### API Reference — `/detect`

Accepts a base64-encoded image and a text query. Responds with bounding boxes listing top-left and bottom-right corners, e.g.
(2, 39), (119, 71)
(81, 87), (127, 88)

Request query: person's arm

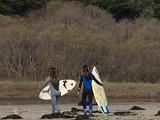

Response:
(40, 77), (51, 93)
(78, 75), (83, 92)
(43, 77), (50, 87)
(92, 74), (103, 86)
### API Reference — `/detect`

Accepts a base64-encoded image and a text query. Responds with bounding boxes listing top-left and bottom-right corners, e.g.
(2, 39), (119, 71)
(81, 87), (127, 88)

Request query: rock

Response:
(63, 111), (78, 115)
(1, 114), (23, 119)
(114, 111), (137, 116)
(130, 106), (146, 110)
(92, 110), (101, 113)
(41, 113), (74, 119)
(155, 111), (160, 116)
(75, 115), (91, 120)
(71, 107), (83, 113)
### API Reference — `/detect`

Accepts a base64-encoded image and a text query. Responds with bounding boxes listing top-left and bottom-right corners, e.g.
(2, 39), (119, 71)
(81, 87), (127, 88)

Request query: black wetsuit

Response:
(79, 73), (102, 113)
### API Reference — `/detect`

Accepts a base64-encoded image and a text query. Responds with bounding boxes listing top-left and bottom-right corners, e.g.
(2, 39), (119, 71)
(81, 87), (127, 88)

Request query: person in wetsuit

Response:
(43, 67), (61, 113)
(78, 65), (103, 115)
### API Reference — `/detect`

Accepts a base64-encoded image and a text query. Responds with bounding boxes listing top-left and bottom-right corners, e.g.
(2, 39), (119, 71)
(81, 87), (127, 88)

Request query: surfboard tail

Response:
(100, 106), (110, 114)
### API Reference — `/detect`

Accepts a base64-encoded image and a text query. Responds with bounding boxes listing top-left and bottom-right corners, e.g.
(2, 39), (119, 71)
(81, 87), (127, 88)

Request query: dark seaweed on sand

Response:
(63, 111), (78, 115)
(130, 106), (146, 110)
(75, 115), (93, 120)
(92, 110), (101, 113)
(114, 111), (137, 116)
(71, 107), (101, 114)
(71, 107), (83, 113)
(155, 111), (160, 116)
(41, 107), (99, 119)
(1, 114), (23, 119)
(41, 113), (74, 119)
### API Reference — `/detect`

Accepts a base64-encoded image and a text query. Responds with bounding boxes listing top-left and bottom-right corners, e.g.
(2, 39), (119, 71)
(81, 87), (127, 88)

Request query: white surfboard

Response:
(92, 66), (109, 114)
(92, 66), (102, 83)
(39, 79), (76, 100)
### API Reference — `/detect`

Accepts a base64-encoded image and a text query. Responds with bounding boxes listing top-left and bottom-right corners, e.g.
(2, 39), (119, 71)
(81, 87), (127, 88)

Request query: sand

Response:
(0, 102), (160, 120)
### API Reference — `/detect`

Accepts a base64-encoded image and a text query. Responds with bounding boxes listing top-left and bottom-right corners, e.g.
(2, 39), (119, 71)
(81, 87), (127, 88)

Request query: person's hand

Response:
(38, 85), (44, 89)
(78, 88), (80, 96)
(42, 90), (49, 93)
(67, 90), (71, 92)
(78, 91), (80, 96)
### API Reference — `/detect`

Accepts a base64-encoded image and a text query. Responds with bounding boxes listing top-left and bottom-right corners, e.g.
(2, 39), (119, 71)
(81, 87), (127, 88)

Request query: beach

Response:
(1, 1), (160, 120)
(0, 81), (160, 119)
(0, 102), (159, 120)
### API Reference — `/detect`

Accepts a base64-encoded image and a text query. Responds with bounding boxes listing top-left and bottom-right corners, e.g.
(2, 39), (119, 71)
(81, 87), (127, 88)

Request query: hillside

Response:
(0, 1), (160, 82)
(1, 0), (160, 20)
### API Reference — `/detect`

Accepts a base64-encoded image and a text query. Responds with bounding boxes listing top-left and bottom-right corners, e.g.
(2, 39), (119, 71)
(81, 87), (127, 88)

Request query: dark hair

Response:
(50, 67), (58, 78)
(50, 67), (56, 72)
(83, 65), (88, 68)
(81, 65), (89, 75)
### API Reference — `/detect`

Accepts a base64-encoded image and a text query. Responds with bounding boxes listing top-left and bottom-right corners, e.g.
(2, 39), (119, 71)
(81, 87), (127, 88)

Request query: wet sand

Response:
(0, 102), (160, 120)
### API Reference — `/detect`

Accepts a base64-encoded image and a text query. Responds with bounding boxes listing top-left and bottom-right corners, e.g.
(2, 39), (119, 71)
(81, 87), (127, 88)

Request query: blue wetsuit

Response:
(79, 73), (102, 113)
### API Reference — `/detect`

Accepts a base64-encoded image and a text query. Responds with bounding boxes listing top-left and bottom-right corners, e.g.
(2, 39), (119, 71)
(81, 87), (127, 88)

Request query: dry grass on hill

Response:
(0, 1), (160, 83)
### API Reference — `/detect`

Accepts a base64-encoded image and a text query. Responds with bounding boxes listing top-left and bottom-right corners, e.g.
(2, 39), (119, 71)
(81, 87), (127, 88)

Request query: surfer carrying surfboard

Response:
(78, 65), (103, 115)
(43, 67), (61, 113)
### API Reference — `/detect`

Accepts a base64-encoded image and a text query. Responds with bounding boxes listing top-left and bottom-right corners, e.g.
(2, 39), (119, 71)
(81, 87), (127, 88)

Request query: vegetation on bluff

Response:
(0, 2), (160, 83)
